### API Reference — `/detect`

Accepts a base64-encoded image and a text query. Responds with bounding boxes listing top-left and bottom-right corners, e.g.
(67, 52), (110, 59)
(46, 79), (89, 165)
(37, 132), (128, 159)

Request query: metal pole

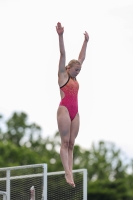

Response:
(42, 164), (47, 200)
(0, 191), (7, 200)
(6, 169), (10, 200)
(83, 169), (88, 200)
(3, 193), (7, 200)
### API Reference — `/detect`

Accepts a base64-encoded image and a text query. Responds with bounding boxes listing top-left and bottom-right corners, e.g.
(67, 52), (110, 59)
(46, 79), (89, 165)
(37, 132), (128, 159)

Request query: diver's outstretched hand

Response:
(84, 31), (89, 42)
(56, 22), (64, 35)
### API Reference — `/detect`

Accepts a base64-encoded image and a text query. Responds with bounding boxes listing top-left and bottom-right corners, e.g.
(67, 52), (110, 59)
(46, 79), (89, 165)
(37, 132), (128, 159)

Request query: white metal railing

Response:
(0, 163), (47, 200)
(0, 191), (7, 200)
(47, 168), (88, 200)
(0, 165), (87, 200)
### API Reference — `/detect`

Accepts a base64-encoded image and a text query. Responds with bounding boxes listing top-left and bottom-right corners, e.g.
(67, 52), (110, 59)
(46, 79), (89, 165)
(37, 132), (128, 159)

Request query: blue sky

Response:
(0, 0), (133, 161)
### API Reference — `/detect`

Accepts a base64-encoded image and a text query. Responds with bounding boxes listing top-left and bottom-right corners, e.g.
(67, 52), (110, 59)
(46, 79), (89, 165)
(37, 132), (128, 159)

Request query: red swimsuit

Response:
(59, 76), (79, 121)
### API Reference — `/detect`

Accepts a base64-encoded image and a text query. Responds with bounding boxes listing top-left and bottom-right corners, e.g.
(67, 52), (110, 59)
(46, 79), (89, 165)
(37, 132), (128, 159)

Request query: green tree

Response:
(0, 112), (61, 171)
(1, 111), (133, 199)
(88, 141), (128, 180)
(2, 112), (41, 146)
(88, 178), (133, 200)
(0, 141), (41, 167)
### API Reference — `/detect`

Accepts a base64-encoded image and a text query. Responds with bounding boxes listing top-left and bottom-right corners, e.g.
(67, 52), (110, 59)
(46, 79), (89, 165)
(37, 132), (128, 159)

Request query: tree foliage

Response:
(0, 112), (133, 199)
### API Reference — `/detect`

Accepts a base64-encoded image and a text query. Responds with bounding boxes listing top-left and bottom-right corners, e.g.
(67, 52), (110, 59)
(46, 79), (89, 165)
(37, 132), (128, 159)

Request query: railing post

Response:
(83, 169), (88, 200)
(6, 169), (10, 200)
(0, 191), (7, 200)
(42, 164), (47, 200)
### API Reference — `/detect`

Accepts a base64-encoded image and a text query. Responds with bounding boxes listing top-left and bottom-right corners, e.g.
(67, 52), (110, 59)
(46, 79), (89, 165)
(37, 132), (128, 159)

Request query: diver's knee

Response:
(61, 140), (69, 149)
(69, 141), (75, 150)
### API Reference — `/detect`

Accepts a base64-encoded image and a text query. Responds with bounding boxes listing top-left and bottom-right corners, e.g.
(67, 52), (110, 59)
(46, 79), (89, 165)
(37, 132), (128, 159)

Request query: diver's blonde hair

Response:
(66, 59), (81, 69)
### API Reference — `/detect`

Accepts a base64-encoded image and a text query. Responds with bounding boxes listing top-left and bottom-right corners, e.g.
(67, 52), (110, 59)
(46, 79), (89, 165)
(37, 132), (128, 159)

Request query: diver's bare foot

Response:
(65, 172), (75, 187)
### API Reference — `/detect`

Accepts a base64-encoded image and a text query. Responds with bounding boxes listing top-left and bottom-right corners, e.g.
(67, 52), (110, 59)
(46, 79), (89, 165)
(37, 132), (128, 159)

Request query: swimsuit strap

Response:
(60, 76), (70, 88)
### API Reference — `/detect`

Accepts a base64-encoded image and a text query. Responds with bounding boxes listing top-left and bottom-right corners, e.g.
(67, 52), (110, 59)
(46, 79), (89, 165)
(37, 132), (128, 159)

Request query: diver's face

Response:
(68, 64), (81, 78)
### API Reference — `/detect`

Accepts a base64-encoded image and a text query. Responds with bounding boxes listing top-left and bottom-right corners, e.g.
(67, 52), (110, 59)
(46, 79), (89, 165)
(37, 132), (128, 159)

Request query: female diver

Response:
(56, 22), (89, 187)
